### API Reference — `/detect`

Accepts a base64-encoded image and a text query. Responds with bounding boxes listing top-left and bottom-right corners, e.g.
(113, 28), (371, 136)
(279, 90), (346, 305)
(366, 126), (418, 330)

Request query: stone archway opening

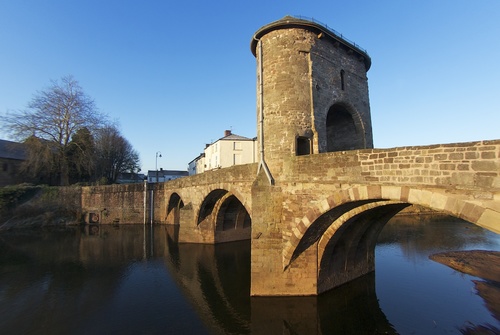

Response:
(197, 189), (251, 243)
(288, 199), (380, 266)
(326, 104), (365, 152)
(215, 195), (251, 243)
(198, 189), (228, 226)
(166, 192), (184, 224)
(317, 202), (409, 294)
(216, 195), (251, 231)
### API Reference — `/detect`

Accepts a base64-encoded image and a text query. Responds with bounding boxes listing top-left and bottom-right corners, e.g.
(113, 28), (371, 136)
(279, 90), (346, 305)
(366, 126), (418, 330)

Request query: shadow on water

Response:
(250, 273), (396, 335)
(160, 227), (396, 335)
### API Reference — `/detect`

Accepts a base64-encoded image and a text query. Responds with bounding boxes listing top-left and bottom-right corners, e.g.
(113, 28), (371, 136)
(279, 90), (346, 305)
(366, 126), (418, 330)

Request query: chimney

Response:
(224, 130), (232, 137)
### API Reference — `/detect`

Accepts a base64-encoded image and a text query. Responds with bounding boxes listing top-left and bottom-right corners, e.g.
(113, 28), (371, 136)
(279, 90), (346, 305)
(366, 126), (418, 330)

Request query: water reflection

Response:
(378, 215), (497, 259)
(377, 216), (500, 334)
(251, 273), (397, 334)
(0, 216), (499, 334)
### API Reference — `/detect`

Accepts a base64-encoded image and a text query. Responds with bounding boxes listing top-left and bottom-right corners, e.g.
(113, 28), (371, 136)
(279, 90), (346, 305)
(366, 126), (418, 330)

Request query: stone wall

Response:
(286, 139), (500, 195)
(81, 183), (146, 224)
(310, 31), (373, 153)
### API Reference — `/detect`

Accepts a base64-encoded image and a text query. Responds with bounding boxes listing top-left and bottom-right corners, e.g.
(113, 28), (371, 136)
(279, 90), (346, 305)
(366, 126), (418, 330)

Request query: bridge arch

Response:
(316, 201), (409, 293)
(197, 188), (252, 242)
(198, 189), (228, 227)
(166, 192), (184, 224)
(283, 185), (500, 269)
(215, 194), (251, 231)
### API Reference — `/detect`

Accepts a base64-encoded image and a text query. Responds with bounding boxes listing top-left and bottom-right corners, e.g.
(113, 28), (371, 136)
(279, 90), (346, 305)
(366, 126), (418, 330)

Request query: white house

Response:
(188, 153), (205, 176)
(188, 130), (257, 175)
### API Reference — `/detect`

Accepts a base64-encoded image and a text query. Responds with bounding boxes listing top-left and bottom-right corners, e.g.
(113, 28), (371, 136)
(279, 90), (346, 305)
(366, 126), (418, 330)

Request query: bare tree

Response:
(1, 76), (107, 185)
(94, 126), (140, 184)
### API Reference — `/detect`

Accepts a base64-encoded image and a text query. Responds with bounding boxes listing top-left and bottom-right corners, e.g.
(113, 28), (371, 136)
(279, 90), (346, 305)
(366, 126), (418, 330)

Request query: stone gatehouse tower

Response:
(251, 16), (373, 177)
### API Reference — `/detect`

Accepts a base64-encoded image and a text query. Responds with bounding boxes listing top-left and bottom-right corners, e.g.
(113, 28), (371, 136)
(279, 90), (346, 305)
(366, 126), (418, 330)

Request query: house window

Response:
(234, 142), (242, 150)
(296, 137), (311, 156)
(2, 163), (7, 172)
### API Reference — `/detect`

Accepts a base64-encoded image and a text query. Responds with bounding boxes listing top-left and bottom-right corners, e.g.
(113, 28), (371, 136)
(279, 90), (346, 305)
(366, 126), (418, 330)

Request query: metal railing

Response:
(292, 15), (369, 55)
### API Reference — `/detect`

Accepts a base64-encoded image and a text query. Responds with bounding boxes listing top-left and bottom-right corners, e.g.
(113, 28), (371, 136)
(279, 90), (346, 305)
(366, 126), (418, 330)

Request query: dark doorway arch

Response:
(166, 193), (184, 224)
(326, 104), (364, 152)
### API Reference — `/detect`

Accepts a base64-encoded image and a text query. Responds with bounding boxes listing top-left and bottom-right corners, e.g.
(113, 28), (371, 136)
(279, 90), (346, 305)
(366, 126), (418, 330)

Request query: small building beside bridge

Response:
(188, 130), (257, 175)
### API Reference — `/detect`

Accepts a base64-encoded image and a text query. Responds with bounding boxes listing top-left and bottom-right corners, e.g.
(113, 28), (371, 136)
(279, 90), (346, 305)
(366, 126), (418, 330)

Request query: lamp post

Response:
(151, 151), (162, 226)
(155, 151), (162, 183)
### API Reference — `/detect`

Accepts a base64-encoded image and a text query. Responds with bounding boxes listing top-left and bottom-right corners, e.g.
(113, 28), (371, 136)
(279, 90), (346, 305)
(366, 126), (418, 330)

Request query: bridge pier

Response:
(251, 173), (320, 296)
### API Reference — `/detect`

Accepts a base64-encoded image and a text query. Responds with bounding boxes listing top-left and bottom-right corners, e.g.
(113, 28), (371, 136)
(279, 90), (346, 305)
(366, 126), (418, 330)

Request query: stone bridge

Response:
(81, 16), (500, 296)
(82, 140), (500, 296)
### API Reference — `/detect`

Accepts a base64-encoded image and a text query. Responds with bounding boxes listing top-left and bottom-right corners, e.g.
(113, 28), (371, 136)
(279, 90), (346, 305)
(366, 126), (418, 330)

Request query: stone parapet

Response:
(289, 140), (500, 196)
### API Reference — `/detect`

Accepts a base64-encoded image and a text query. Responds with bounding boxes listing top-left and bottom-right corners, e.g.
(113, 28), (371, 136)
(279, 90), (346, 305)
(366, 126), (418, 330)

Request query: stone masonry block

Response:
(407, 189), (433, 207)
(481, 152), (496, 159)
(472, 161), (498, 172)
(449, 153), (464, 160)
(478, 146), (497, 151)
(430, 193), (449, 211)
(477, 209), (500, 234)
(434, 154), (448, 161)
(451, 172), (475, 186)
(357, 185), (369, 199)
(457, 164), (470, 171)
(366, 185), (382, 199)
(381, 186), (402, 200)
(440, 163), (456, 170)
(465, 152), (479, 159)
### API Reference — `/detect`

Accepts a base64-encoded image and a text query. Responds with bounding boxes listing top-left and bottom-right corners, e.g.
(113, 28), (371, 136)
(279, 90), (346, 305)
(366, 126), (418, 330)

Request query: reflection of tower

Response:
(251, 16), (373, 177)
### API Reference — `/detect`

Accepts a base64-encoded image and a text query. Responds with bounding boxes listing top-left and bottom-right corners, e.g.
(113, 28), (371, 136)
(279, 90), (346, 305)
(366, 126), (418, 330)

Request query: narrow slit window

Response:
(340, 70), (345, 91)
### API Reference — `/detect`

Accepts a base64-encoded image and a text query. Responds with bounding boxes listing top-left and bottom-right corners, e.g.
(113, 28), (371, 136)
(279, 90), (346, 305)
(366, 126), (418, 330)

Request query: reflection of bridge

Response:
(81, 16), (500, 296)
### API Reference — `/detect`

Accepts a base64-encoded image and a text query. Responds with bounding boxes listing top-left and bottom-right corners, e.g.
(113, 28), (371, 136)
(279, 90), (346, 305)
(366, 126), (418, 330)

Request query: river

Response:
(0, 215), (499, 334)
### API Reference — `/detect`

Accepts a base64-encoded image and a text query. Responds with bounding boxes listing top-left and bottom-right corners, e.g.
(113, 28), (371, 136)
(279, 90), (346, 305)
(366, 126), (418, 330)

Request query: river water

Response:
(0, 215), (499, 335)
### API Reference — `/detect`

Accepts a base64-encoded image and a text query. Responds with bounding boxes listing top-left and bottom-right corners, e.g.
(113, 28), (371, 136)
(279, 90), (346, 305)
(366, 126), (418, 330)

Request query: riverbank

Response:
(0, 184), (82, 231)
(430, 250), (500, 283)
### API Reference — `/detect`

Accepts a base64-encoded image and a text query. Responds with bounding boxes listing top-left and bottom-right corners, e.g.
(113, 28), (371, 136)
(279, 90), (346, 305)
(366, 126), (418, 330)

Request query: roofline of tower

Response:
(251, 16), (371, 71)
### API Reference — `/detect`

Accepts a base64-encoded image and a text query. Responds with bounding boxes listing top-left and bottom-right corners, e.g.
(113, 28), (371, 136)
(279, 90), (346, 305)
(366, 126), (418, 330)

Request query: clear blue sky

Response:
(1, 1), (499, 172)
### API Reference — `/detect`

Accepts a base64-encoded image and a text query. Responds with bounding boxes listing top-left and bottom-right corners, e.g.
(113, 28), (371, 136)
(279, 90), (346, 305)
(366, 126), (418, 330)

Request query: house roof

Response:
(0, 139), (26, 160)
(220, 133), (254, 141)
(147, 170), (188, 178)
(188, 153), (205, 165)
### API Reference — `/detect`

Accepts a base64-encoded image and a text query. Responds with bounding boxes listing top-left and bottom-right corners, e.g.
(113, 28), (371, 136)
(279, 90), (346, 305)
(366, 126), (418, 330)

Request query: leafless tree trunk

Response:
(1, 76), (106, 185)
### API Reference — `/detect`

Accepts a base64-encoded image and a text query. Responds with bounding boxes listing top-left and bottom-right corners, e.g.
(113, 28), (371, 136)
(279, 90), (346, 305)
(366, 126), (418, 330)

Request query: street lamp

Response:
(155, 151), (162, 183)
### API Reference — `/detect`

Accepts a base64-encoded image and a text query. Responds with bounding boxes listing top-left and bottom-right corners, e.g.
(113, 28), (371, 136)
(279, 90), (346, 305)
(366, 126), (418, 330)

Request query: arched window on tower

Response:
(326, 104), (364, 152)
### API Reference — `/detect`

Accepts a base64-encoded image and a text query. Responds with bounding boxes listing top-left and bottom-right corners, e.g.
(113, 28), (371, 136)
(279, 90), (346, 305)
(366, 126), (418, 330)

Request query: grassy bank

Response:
(0, 184), (82, 230)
